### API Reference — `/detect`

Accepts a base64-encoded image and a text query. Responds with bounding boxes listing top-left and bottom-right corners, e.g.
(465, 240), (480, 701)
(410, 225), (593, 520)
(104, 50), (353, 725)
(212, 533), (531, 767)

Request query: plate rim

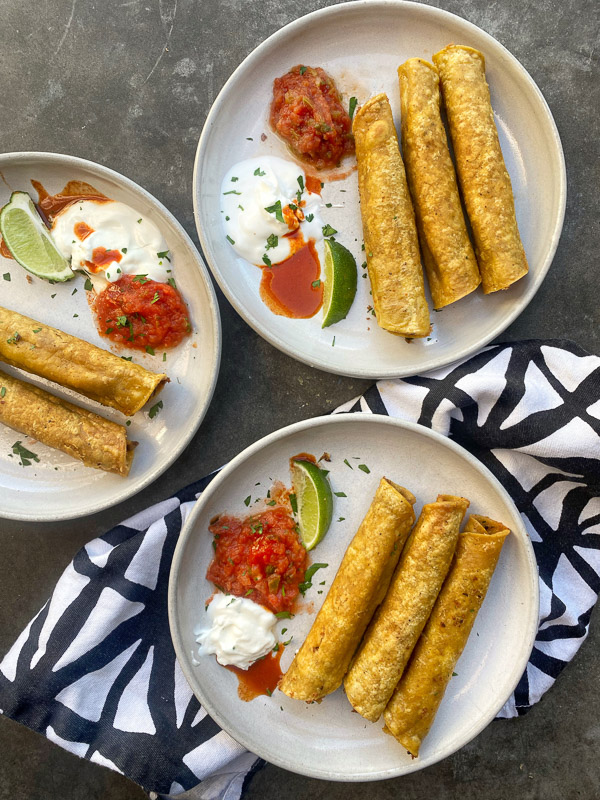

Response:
(0, 150), (222, 522)
(193, 0), (566, 380)
(168, 412), (540, 781)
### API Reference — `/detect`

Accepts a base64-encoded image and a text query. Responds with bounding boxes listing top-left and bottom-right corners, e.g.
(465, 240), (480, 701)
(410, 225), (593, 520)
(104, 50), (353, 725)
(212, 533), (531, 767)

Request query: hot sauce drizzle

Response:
(31, 179), (110, 221)
(226, 647), (284, 701)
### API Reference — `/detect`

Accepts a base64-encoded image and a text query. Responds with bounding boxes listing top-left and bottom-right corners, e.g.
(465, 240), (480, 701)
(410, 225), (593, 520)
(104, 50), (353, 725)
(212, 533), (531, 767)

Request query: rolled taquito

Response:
(0, 369), (135, 475)
(279, 478), (416, 702)
(344, 494), (469, 721)
(432, 45), (528, 293)
(383, 514), (509, 756)
(398, 58), (480, 309)
(0, 306), (166, 416)
(353, 94), (430, 337)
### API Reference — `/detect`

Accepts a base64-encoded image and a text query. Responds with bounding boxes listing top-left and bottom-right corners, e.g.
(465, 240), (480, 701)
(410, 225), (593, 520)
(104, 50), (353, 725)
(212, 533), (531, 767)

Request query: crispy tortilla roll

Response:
(0, 306), (167, 416)
(383, 514), (509, 756)
(344, 494), (469, 721)
(0, 369), (135, 475)
(353, 94), (430, 337)
(279, 478), (416, 702)
(398, 59), (480, 309)
(432, 45), (528, 293)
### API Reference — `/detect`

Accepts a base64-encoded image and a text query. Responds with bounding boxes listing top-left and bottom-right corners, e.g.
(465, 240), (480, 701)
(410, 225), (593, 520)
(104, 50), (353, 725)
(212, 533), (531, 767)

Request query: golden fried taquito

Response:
(344, 494), (469, 721)
(0, 306), (167, 416)
(383, 514), (509, 756)
(0, 369), (135, 475)
(279, 478), (416, 702)
(432, 45), (528, 293)
(398, 58), (480, 309)
(353, 94), (430, 337)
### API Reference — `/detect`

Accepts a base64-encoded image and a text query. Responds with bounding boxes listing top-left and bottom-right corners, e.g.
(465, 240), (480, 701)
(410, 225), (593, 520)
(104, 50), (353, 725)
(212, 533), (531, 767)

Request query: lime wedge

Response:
(321, 238), (357, 328)
(291, 458), (334, 550)
(0, 191), (73, 282)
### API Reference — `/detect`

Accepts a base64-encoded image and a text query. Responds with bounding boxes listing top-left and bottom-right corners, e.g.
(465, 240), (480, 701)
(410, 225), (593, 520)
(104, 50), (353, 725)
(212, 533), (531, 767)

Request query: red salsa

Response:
(270, 65), (355, 170)
(207, 506), (308, 615)
(95, 274), (191, 350)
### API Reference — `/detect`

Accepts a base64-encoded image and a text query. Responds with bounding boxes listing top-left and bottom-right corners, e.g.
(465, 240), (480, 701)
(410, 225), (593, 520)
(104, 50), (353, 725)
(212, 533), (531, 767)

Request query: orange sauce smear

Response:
(226, 647), (284, 701)
(31, 179), (110, 221)
(260, 239), (322, 318)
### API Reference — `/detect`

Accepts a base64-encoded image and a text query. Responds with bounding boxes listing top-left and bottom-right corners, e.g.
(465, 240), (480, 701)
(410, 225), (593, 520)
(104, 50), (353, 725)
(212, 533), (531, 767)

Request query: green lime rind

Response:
(291, 458), (334, 550)
(322, 238), (358, 328)
(0, 191), (73, 282)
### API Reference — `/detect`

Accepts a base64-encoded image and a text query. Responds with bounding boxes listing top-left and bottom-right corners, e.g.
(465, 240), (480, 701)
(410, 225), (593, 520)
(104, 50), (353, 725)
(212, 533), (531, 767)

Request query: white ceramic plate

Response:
(0, 152), (221, 521)
(169, 414), (539, 780)
(194, 0), (565, 379)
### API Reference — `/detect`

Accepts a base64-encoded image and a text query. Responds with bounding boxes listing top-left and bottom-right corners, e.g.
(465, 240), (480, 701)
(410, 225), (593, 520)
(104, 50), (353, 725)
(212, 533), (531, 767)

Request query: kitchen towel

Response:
(1, 339), (599, 799)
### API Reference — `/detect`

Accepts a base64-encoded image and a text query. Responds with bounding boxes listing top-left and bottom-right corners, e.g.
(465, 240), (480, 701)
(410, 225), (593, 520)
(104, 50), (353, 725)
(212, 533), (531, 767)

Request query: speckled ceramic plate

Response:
(169, 414), (539, 781)
(0, 152), (221, 521)
(193, 0), (565, 379)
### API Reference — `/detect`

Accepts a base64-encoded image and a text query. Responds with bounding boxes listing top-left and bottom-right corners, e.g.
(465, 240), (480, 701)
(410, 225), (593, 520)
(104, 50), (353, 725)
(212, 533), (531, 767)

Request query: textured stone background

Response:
(0, 0), (598, 798)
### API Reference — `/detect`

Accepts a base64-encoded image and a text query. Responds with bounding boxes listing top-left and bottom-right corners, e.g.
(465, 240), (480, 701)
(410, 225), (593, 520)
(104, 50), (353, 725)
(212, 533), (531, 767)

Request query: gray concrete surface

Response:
(0, 0), (598, 798)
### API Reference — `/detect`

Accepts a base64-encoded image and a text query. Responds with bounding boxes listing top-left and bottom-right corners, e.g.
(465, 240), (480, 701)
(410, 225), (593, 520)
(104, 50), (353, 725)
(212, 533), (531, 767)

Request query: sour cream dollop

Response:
(221, 156), (324, 265)
(51, 200), (172, 284)
(194, 593), (277, 670)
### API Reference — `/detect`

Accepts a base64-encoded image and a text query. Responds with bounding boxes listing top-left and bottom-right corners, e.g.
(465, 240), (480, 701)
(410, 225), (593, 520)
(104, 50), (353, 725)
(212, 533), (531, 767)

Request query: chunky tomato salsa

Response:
(207, 506), (308, 615)
(270, 65), (355, 171)
(95, 274), (190, 351)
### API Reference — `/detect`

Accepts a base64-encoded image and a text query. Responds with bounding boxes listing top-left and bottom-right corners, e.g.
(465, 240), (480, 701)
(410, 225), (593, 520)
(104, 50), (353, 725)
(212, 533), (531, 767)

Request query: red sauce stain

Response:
(31, 179), (110, 220)
(85, 246), (122, 272)
(74, 221), (94, 241)
(260, 239), (322, 318)
(0, 238), (13, 259)
(226, 647), (284, 701)
(305, 174), (322, 195)
(290, 452), (318, 466)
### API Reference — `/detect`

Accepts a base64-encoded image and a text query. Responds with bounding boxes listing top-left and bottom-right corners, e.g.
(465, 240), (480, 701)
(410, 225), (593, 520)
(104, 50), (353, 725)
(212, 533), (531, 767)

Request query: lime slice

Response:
(291, 458), (334, 550)
(0, 191), (73, 282)
(321, 238), (357, 328)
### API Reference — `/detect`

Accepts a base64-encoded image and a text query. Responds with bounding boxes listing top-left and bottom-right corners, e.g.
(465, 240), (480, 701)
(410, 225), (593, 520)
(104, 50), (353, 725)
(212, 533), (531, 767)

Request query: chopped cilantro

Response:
(289, 493), (298, 514)
(264, 200), (284, 223)
(266, 233), (278, 250)
(262, 254), (272, 267)
(149, 400), (163, 419)
(344, 459), (352, 469)
(299, 66), (307, 75)
(32, 327), (42, 334)
(6, 332), (20, 344)
(297, 175), (304, 193)
(325, 203), (332, 208)
(116, 315), (127, 327)
(311, 280), (321, 288)
(254, 167), (266, 176)
(84, 277), (93, 291)
(163, 352), (167, 362)
(231, 176), (239, 182)
(299, 563), (328, 596)
(306, 213), (314, 222)
(126, 420), (131, 426)
(145, 346), (155, 355)
(244, 495), (251, 506)
(137, 218), (142, 223)
(150, 292), (160, 304)
(349, 96), (358, 120)
(334, 491), (347, 497)
(226, 235), (235, 245)
(133, 274), (149, 284)
(121, 247), (128, 254)
(167, 277), (177, 289)
(0, 387), (5, 398)
(322, 224), (337, 237)
(266, 688), (273, 697)
(12, 440), (40, 467)
(275, 611), (293, 619)
(121, 355), (132, 361)
(223, 190), (241, 195)
(157, 250), (171, 261)
(332, 335), (335, 347)
(358, 464), (371, 474)
(3, 272), (10, 281)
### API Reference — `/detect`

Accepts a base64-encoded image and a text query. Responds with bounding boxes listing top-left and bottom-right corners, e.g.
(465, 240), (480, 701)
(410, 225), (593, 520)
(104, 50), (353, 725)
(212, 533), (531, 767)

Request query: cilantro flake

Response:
(3, 272), (10, 281)
(299, 563), (328, 596)
(358, 464), (371, 474)
(149, 400), (163, 419)
(12, 440), (40, 467)
(264, 200), (284, 223)
(322, 224), (337, 237)
(244, 495), (251, 507)
(254, 167), (266, 176)
(349, 96), (358, 120)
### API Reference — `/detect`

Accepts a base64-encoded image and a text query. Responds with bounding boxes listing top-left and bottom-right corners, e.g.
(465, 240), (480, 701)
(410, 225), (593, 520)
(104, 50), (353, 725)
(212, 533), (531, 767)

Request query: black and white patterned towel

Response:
(1, 340), (599, 799)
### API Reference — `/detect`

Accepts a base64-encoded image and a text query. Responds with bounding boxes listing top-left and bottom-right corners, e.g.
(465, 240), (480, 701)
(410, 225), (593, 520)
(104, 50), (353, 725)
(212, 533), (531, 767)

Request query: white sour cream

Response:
(194, 593), (277, 670)
(220, 156), (324, 266)
(51, 200), (172, 286)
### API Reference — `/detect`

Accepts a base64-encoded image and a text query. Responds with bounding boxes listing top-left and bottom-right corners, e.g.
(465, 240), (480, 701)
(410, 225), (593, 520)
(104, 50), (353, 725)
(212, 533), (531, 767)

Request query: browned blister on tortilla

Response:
(353, 94), (430, 337)
(398, 59), (480, 309)
(344, 494), (469, 721)
(279, 478), (416, 702)
(432, 45), (528, 293)
(0, 306), (167, 416)
(0, 369), (135, 475)
(383, 513), (509, 756)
